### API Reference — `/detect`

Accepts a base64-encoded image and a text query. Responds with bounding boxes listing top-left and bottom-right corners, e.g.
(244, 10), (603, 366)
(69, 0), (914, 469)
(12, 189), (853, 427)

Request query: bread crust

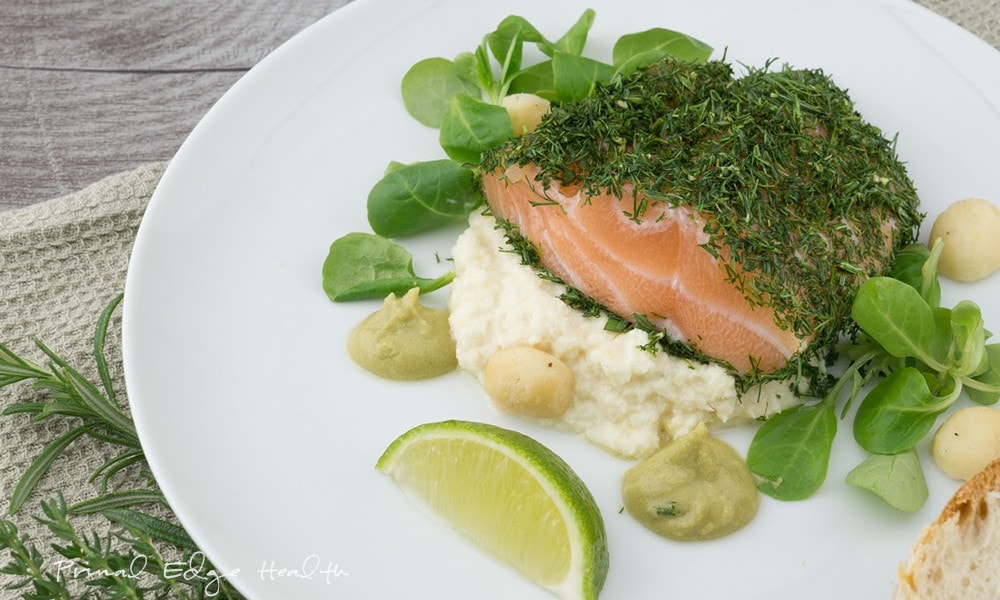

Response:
(894, 458), (1000, 599)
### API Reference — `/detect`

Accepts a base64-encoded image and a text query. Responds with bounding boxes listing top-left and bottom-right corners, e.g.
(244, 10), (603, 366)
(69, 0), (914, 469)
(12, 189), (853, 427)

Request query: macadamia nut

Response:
(483, 346), (574, 418)
(932, 406), (1000, 480)
(929, 197), (1000, 282)
(501, 93), (551, 136)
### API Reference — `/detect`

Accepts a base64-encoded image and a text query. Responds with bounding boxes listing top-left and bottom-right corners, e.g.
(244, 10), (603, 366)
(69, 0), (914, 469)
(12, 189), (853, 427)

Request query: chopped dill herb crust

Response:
(481, 58), (923, 389)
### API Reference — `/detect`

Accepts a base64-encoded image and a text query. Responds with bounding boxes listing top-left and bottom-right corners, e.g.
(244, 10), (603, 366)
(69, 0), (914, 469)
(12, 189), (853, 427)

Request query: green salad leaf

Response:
(551, 52), (617, 102)
(852, 367), (951, 454)
(747, 240), (1000, 511)
(367, 159), (482, 238)
(846, 450), (928, 512)
(439, 95), (514, 164)
(851, 277), (938, 365)
(746, 402), (837, 501)
(612, 27), (713, 73)
(322, 233), (454, 302)
(401, 57), (481, 127)
(328, 10), (714, 304)
(968, 345), (1000, 405)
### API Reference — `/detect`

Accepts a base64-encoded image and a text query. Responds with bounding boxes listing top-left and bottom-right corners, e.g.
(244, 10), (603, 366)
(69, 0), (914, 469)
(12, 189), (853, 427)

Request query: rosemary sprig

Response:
(0, 293), (244, 598)
(0, 293), (141, 514)
(1, 496), (240, 599)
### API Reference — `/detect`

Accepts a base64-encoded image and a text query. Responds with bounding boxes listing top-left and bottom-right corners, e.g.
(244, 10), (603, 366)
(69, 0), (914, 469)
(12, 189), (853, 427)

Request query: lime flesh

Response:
(376, 420), (609, 599)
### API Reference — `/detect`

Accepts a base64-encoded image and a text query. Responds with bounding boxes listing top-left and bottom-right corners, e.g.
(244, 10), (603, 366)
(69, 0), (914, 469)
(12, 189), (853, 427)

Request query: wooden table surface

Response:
(0, 0), (351, 211)
(1, 0), (997, 212)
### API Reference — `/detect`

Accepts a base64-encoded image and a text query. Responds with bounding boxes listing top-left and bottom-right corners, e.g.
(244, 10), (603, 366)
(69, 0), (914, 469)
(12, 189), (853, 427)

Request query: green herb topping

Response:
(483, 57), (924, 388)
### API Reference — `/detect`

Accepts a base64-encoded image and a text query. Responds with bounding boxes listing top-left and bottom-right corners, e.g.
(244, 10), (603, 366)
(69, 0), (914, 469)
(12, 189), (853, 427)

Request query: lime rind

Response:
(376, 420), (609, 600)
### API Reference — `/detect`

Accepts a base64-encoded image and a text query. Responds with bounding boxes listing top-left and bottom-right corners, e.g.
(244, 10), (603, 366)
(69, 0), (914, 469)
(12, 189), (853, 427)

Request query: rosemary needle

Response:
(0, 294), (243, 598)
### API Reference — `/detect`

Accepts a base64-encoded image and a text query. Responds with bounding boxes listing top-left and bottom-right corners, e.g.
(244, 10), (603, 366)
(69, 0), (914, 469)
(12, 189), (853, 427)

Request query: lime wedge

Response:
(376, 420), (609, 599)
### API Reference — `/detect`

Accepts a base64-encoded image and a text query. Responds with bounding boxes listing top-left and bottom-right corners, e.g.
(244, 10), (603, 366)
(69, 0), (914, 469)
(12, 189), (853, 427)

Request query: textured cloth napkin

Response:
(0, 1), (998, 597)
(0, 163), (171, 593)
(926, 0), (1000, 43)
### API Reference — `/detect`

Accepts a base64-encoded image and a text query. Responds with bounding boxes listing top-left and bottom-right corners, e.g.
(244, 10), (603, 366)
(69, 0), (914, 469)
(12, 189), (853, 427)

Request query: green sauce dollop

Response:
(622, 422), (758, 541)
(347, 287), (457, 380)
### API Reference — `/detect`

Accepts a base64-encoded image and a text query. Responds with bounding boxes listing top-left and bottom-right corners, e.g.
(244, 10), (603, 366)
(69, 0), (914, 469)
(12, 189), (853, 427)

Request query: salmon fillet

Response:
(480, 59), (922, 379)
(483, 164), (802, 374)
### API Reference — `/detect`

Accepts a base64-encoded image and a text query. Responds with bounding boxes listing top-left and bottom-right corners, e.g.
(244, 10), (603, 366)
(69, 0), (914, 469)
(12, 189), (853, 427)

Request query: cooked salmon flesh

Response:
(480, 58), (922, 379)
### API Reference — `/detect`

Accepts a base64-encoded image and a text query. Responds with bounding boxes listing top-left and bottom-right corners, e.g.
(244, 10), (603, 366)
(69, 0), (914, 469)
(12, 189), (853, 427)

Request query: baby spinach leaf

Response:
(552, 52), (616, 102)
(949, 300), (986, 377)
(478, 10), (597, 103)
(508, 60), (557, 99)
(967, 344), (1000, 405)
(322, 233), (454, 302)
(401, 57), (481, 127)
(757, 238), (993, 510)
(367, 159), (482, 238)
(487, 19), (531, 85)
(492, 10), (595, 61)
(383, 160), (407, 174)
(925, 306), (954, 369)
(612, 27), (713, 73)
(851, 277), (936, 363)
(846, 450), (928, 512)
(472, 43), (498, 99)
(548, 8), (596, 56)
(439, 95), (514, 164)
(453, 51), (480, 90)
(852, 367), (949, 454)
(612, 50), (673, 78)
(918, 238), (946, 303)
(888, 244), (927, 286)
(889, 243), (941, 306)
(746, 402), (837, 501)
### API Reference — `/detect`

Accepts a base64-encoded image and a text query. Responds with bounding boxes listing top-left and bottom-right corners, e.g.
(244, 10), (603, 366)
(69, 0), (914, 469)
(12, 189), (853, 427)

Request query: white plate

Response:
(122, 0), (1000, 598)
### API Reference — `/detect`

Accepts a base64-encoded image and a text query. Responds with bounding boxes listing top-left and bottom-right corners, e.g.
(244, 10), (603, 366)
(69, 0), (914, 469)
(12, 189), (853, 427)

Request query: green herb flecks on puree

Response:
(376, 420), (609, 600)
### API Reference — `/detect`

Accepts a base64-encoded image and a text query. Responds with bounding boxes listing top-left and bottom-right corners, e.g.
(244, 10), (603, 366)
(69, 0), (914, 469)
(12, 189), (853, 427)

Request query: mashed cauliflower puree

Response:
(449, 210), (801, 459)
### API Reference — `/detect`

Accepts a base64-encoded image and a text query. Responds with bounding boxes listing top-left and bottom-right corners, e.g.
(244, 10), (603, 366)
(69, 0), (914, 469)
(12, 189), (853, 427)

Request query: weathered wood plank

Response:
(0, 0), (349, 210)
(0, 0), (349, 69)
(0, 0), (997, 211)
(1, 68), (246, 204)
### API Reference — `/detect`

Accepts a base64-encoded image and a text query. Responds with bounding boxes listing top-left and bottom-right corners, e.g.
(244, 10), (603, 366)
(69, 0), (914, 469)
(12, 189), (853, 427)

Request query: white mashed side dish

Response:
(448, 210), (802, 459)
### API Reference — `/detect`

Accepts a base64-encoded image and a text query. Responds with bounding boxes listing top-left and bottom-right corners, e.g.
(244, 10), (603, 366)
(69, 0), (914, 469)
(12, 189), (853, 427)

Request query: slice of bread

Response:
(894, 458), (1000, 599)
